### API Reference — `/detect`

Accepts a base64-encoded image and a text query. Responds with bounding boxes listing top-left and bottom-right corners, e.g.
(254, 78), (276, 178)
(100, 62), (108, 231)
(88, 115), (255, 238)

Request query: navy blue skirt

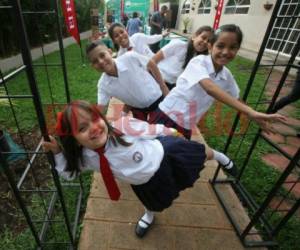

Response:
(131, 136), (206, 212)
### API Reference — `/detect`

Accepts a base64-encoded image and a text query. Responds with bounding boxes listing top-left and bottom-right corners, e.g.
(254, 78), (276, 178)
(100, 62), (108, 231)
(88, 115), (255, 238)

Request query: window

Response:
(198, 0), (211, 14)
(181, 0), (191, 14)
(266, 0), (300, 56)
(224, 0), (250, 14)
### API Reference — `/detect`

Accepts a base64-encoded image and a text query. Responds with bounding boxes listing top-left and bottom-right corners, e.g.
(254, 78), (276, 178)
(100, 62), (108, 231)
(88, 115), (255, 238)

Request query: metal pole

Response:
(11, 0), (75, 246)
(53, 0), (71, 103)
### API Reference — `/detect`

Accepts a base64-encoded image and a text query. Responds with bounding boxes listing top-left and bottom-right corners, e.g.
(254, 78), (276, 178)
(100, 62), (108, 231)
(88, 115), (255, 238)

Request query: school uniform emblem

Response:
(133, 151), (143, 163)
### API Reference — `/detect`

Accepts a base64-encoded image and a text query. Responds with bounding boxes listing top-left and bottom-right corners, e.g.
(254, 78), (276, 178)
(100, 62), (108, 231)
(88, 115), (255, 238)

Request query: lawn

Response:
(0, 41), (299, 249)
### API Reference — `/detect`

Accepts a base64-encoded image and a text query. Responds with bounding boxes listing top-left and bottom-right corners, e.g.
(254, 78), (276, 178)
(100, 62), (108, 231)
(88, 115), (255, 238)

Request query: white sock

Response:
(138, 209), (154, 228)
(212, 150), (233, 169)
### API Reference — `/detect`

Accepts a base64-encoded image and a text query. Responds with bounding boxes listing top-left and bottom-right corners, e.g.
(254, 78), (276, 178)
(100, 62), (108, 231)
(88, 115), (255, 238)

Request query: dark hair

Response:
(108, 22), (126, 51)
(210, 24), (243, 46)
(133, 12), (138, 18)
(161, 5), (168, 11)
(183, 25), (213, 69)
(57, 100), (131, 177)
(86, 40), (107, 60)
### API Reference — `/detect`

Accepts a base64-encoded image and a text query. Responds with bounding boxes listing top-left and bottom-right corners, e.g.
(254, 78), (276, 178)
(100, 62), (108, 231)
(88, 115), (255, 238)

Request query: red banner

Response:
(120, 0), (124, 18)
(153, 0), (159, 12)
(61, 0), (80, 45)
(213, 0), (224, 30)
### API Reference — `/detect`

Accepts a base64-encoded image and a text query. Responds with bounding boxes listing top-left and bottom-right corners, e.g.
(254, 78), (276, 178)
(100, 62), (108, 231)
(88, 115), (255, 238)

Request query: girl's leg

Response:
(135, 208), (155, 238)
(138, 208), (154, 227)
(205, 146), (237, 176)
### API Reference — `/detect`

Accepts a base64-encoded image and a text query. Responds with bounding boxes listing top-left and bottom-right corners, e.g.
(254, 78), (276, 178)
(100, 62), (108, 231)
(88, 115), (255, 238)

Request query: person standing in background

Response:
(150, 6), (168, 53)
(127, 12), (142, 36)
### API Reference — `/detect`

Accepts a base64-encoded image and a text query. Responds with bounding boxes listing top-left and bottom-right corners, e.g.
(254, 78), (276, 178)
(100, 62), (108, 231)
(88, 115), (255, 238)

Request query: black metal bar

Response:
(272, 198), (300, 236)
(220, 0), (283, 157)
(33, 63), (62, 67)
(211, 181), (278, 247)
(234, 181), (273, 236)
(241, 149), (300, 239)
(22, 10), (55, 14)
(0, 153), (42, 247)
(53, 0), (71, 103)
(210, 182), (243, 236)
(267, 44), (300, 113)
(0, 95), (33, 99)
(261, 133), (299, 164)
(12, 0), (75, 246)
(236, 131), (260, 181)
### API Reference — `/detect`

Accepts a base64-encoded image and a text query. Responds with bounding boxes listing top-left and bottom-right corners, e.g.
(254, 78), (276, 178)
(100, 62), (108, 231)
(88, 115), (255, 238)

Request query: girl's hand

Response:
(162, 30), (170, 37)
(42, 136), (62, 154)
(170, 128), (185, 138)
(248, 111), (287, 134)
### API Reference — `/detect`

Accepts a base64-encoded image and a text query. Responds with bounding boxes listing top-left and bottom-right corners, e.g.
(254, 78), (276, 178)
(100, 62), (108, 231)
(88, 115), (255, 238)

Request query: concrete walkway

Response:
(0, 31), (91, 73)
(78, 99), (264, 250)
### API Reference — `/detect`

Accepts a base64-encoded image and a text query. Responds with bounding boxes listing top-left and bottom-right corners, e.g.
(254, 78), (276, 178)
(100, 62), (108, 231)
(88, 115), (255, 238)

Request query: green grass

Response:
(0, 40), (99, 132)
(203, 56), (300, 250)
(0, 41), (95, 248)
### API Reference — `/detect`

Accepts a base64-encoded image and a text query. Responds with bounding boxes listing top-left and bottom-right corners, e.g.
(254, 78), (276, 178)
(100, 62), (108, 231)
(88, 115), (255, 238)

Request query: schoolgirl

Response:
(152, 26), (213, 90)
(108, 22), (169, 58)
(149, 24), (285, 139)
(43, 100), (239, 238)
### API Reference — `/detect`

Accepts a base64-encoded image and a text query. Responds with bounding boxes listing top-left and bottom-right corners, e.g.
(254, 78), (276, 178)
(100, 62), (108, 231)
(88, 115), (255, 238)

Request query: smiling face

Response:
(111, 26), (130, 48)
(88, 45), (116, 75)
(192, 30), (212, 53)
(209, 31), (240, 71)
(72, 108), (108, 150)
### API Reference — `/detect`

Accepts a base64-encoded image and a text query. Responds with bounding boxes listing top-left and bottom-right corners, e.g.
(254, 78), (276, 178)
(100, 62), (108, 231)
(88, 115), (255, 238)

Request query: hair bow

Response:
(55, 112), (65, 136)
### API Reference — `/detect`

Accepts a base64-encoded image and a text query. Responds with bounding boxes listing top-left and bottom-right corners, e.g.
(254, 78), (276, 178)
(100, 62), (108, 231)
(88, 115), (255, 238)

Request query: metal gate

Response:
(0, 0), (83, 249)
(211, 0), (300, 247)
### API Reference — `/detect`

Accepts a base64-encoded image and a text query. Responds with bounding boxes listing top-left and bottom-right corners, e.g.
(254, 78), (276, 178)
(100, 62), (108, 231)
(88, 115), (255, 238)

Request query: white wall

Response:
(177, 0), (276, 52)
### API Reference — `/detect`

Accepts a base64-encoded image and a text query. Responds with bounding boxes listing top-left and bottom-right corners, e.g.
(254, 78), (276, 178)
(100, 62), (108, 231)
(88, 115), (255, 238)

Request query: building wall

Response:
(177, 0), (277, 52)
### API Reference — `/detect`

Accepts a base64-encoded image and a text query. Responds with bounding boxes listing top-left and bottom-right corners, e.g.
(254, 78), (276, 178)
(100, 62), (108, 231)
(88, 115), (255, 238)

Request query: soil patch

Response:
(0, 129), (52, 234)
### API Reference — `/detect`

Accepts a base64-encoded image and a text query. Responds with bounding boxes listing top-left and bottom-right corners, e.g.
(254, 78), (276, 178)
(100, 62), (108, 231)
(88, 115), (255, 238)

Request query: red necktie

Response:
(95, 147), (121, 201)
(128, 47), (133, 51)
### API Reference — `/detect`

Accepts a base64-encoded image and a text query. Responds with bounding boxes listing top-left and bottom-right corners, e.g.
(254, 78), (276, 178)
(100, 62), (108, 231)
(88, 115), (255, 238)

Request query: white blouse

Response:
(159, 54), (240, 130)
(97, 51), (162, 108)
(118, 33), (163, 58)
(157, 39), (188, 84)
(54, 117), (177, 185)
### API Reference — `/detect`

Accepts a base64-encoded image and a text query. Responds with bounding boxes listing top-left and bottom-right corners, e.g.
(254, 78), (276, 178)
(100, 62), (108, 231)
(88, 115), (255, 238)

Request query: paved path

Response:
(261, 70), (300, 214)
(78, 99), (265, 250)
(0, 31), (91, 73)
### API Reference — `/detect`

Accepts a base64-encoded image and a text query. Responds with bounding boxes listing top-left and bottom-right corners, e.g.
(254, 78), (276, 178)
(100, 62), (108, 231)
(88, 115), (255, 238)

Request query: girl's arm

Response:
(199, 78), (286, 133)
(42, 136), (75, 181)
(147, 59), (169, 96)
(43, 135), (61, 154)
(151, 50), (165, 64)
(113, 116), (181, 139)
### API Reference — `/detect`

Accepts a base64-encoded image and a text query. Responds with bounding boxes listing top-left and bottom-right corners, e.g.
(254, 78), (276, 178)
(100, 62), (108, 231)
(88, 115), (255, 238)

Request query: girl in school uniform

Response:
(43, 100), (241, 238)
(151, 26), (213, 90)
(108, 22), (169, 58)
(86, 40), (169, 121)
(149, 24), (286, 139)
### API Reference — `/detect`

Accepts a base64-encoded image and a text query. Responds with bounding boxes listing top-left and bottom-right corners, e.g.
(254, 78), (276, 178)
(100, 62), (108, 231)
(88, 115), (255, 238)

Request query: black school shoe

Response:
(220, 160), (238, 177)
(135, 218), (154, 238)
